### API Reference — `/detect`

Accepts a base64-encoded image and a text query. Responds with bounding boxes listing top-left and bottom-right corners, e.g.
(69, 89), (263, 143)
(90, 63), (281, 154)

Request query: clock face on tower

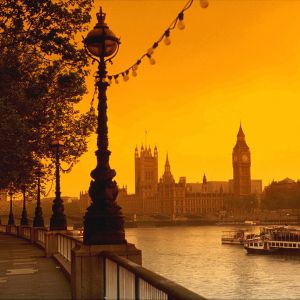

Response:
(242, 154), (249, 163)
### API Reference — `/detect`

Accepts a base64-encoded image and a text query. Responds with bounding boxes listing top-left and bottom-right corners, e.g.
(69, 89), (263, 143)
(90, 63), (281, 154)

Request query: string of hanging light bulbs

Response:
(57, 0), (208, 174)
(106, 0), (209, 85)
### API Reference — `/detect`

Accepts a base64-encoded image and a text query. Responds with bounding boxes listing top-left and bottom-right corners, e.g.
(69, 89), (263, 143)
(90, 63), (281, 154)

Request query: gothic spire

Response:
(165, 153), (170, 168)
(237, 123), (245, 140)
(203, 173), (207, 184)
(161, 153), (174, 183)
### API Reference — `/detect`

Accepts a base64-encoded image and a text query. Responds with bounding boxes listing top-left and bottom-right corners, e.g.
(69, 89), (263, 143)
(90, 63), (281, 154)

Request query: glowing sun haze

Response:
(57, 0), (300, 198)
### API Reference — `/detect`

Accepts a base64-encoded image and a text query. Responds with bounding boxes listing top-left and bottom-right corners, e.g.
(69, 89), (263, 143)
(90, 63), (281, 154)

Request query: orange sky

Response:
(56, 0), (300, 198)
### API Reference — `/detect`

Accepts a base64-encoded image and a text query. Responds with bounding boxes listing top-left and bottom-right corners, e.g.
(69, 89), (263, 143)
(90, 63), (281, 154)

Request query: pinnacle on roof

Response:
(165, 153), (170, 167)
(237, 123), (245, 138)
(203, 173), (207, 184)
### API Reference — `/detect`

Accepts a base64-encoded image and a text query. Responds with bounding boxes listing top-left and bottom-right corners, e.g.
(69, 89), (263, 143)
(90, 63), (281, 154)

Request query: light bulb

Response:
(132, 64), (138, 71)
(123, 74), (129, 81)
(132, 70), (137, 77)
(164, 36), (171, 46)
(149, 57), (156, 65)
(147, 48), (154, 55)
(177, 19), (185, 30)
(115, 78), (119, 84)
(200, 0), (209, 8)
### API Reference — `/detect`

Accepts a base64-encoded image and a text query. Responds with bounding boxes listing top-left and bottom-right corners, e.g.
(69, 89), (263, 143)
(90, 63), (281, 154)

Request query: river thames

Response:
(126, 226), (300, 299)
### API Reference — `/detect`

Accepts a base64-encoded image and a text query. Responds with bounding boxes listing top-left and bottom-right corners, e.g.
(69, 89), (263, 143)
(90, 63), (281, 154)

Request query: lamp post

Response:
(8, 190), (15, 226)
(50, 140), (66, 230)
(83, 7), (126, 245)
(33, 169), (44, 227)
(20, 186), (28, 226)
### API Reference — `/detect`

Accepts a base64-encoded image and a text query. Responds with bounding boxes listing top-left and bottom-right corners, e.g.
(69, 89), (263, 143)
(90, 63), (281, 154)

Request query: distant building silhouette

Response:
(79, 126), (263, 218)
(135, 145), (158, 199)
(233, 124), (251, 196)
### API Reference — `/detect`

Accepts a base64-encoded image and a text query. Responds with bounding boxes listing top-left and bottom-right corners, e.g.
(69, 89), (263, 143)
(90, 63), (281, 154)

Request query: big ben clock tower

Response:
(232, 124), (251, 196)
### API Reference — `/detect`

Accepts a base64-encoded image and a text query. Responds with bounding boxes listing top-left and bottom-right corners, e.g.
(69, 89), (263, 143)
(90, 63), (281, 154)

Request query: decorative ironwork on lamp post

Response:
(20, 186), (28, 226)
(83, 7), (126, 245)
(50, 140), (67, 230)
(33, 169), (44, 227)
(8, 190), (15, 226)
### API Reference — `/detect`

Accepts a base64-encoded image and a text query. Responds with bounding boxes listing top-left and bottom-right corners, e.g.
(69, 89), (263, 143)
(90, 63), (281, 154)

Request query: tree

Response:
(0, 0), (96, 192)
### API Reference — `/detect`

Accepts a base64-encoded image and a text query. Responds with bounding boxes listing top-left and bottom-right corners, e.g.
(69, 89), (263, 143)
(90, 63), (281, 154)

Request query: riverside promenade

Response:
(0, 224), (205, 300)
(0, 233), (71, 300)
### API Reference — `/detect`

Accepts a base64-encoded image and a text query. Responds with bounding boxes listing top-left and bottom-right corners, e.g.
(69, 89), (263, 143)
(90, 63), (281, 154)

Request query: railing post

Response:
(71, 243), (142, 300)
(45, 231), (66, 257)
(135, 275), (139, 300)
(31, 227), (37, 243)
(117, 264), (120, 300)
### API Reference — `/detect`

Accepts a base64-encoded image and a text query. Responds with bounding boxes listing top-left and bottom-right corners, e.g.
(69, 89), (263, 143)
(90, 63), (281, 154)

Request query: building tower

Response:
(232, 124), (251, 196)
(135, 145), (158, 199)
(158, 154), (176, 217)
(202, 173), (208, 193)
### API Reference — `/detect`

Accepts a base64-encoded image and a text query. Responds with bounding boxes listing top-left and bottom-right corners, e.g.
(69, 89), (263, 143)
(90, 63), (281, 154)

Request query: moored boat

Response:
(244, 226), (300, 254)
(221, 229), (254, 245)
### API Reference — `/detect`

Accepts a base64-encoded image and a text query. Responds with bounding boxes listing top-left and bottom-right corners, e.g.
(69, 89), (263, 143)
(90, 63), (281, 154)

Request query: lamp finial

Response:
(96, 7), (106, 25)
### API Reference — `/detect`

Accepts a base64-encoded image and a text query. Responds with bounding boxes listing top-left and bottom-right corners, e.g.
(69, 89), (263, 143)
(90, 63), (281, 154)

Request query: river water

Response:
(125, 226), (300, 299)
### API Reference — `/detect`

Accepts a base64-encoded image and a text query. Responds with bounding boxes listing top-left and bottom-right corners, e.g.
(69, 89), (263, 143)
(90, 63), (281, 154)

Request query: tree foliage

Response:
(262, 181), (300, 209)
(225, 194), (258, 211)
(0, 0), (96, 192)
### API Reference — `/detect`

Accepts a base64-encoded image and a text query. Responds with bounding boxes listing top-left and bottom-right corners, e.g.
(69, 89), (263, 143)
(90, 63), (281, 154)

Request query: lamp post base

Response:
(83, 204), (126, 245)
(33, 206), (44, 227)
(8, 213), (15, 226)
(50, 197), (67, 230)
(83, 177), (126, 245)
(20, 209), (28, 226)
(50, 214), (67, 231)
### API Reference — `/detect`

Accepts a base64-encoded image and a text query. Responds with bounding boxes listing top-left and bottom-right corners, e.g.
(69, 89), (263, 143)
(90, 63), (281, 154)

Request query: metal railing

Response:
(103, 251), (205, 300)
(57, 233), (81, 262)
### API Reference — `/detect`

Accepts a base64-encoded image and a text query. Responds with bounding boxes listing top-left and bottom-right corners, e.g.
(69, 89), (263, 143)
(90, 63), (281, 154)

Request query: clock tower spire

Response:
(232, 124), (251, 196)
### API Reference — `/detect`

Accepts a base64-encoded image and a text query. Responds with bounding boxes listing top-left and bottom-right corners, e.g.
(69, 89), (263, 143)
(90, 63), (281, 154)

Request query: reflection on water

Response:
(125, 226), (300, 299)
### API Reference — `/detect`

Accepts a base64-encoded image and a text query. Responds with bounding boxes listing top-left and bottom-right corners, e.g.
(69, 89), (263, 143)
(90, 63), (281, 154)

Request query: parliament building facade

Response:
(80, 126), (262, 218)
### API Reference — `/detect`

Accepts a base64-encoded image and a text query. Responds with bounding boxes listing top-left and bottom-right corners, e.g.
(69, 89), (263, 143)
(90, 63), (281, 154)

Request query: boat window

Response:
(298, 244), (300, 248)
(280, 243), (283, 246)
(250, 243), (253, 246)
(293, 244), (296, 247)
(271, 242), (275, 246)
(254, 243), (258, 247)
(276, 243), (279, 246)
(289, 243), (292, 247)
(259, 243), (263, 246)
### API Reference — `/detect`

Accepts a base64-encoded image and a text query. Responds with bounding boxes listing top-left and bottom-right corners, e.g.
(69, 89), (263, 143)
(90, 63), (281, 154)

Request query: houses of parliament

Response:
(80, 126), (263, 218)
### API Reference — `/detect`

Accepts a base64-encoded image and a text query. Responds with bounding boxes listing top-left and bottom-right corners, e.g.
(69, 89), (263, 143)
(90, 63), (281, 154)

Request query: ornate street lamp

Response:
(33, 169), (44, 227)
(50, 140), (67, 230)
(20, 186), (28, 226)
(8, 190), (15, 226)
(83, 7), (126, 245)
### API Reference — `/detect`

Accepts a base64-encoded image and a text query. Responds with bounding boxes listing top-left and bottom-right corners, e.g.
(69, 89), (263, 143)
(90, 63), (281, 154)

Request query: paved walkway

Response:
(0, 233), (71, 299)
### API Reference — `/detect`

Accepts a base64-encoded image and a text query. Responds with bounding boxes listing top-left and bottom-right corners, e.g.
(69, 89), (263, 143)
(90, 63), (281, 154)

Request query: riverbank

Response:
(124, 219), (300, 228)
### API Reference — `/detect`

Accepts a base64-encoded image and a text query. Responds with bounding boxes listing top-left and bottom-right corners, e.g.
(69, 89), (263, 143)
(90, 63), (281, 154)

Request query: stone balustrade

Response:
(0, 224), (205, 300)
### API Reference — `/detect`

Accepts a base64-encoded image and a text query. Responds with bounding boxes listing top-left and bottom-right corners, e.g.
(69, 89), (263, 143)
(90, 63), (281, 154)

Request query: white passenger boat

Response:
(221, 229), (254, 245)
(244, 226), (300, 254)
